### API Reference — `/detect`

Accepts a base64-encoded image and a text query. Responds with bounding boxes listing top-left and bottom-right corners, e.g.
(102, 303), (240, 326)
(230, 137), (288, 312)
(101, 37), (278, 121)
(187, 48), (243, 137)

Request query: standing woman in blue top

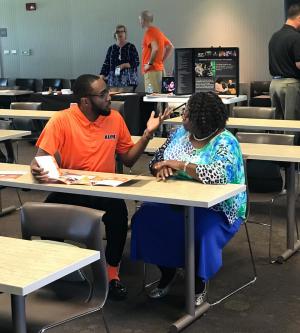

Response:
(100, 25), (140, 90)
(131, 92), (247, 306)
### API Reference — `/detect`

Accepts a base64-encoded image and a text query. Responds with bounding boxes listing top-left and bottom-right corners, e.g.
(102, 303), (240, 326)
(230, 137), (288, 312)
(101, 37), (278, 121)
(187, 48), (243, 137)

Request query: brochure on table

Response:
(35, 156), (130, 187)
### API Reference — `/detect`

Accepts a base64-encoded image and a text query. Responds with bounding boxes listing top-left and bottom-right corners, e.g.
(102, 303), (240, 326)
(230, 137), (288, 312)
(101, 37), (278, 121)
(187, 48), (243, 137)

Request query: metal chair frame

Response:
(236, 132), (299, 263)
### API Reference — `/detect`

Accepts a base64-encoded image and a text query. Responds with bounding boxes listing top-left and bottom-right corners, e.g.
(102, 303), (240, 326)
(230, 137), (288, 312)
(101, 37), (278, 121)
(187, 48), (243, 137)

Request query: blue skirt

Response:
(131, 203), (243, 281)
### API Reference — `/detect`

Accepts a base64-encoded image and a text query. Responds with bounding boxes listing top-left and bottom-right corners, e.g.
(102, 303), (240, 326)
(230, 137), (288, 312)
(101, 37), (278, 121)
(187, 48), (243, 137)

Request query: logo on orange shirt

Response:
(105, 134), (116, 140)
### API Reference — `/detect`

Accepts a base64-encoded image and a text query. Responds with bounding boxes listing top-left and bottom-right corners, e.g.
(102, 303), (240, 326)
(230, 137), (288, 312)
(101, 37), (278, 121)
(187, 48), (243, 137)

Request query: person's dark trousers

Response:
(45, 192), (128, 266)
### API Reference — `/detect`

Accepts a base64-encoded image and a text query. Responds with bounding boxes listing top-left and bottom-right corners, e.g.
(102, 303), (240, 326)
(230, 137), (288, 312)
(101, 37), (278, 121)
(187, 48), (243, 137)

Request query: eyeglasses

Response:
(116, 30), (125, 33)
(87, 88), (110, 99)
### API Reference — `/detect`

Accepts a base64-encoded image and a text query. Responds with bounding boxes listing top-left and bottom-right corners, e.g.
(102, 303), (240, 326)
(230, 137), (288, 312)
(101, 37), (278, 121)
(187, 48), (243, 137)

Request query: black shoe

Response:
(108, 279), (128, 300)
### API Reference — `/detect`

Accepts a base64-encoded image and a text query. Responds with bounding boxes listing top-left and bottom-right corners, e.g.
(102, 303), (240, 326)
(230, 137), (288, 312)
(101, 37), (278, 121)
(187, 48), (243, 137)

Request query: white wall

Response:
(0, 0), (284, 82)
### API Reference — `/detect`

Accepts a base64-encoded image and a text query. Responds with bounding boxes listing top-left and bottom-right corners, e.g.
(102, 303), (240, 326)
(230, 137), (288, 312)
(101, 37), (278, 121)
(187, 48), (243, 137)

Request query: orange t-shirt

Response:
(142, 26), (172, 74)
(36, 104), (134, 173)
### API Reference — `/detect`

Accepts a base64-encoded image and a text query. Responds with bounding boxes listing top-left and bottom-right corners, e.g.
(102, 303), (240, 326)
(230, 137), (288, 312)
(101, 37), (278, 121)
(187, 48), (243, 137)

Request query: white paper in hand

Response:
(35, 156), (60, 179)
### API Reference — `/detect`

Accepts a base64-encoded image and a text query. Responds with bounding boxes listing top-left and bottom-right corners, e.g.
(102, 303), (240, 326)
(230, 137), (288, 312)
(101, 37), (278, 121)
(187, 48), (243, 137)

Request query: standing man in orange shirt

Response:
(139, 10), (174, 92)
(30, 74), (170, 301)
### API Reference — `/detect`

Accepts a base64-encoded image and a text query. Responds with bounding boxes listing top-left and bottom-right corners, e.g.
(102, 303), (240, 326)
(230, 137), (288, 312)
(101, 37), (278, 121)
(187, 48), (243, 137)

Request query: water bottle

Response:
(146, 83), (153, 94)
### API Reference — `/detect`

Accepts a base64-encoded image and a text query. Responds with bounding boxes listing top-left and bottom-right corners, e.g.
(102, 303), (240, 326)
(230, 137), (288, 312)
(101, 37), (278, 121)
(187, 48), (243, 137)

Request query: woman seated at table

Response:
(131, 92), (246, 306)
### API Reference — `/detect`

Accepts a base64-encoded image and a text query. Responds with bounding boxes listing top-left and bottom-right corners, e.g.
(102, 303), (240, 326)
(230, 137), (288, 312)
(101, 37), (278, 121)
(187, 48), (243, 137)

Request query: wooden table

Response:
(0, 130), (31, 216)
(132, 136), (300, 265)
(0, 236), (100, 333)
(143, 94), (248, 105)
(164, 116), (300, 132)
(0, 129), (31, 140)
(0, 109), (55, 120)
(0, 90), (33, 96)
(0, 163), (245, 331)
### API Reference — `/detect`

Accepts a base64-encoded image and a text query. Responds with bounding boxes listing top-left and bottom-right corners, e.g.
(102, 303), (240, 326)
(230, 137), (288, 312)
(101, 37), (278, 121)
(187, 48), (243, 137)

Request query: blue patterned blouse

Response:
(100, 42), (140, 87)
(149, 127), (247, 225)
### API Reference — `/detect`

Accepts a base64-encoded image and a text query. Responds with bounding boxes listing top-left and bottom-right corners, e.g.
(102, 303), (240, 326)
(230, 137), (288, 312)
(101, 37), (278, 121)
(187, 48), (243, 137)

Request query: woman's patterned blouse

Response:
(149, 127), (246, 225)
(100, 42), (140, 87)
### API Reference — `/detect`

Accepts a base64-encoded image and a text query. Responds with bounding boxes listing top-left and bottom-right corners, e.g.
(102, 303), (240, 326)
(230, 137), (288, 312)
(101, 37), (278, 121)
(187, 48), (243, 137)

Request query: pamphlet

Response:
(0, 170), (27, 180)
(35, 156), (130, 187)
(35, 156), (61, 179)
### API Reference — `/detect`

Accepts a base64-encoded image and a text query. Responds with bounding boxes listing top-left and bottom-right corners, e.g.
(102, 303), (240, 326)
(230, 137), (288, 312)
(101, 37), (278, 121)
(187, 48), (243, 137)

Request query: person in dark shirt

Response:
(100, 25), (140, 90)
(269, 4), (300, 119)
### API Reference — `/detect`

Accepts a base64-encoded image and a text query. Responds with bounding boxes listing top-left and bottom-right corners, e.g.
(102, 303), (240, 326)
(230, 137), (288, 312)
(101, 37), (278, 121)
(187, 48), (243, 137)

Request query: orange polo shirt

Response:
(142, 26), (172, 74)
(36, 104), (134, 173)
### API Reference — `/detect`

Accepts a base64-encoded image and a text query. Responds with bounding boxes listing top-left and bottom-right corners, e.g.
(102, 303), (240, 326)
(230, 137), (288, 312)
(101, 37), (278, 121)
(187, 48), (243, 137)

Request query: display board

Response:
(175, 47), (239, 96)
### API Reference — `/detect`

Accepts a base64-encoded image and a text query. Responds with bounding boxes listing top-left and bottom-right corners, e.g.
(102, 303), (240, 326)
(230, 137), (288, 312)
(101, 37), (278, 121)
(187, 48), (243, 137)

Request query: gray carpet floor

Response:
(0, 141), (299, 333)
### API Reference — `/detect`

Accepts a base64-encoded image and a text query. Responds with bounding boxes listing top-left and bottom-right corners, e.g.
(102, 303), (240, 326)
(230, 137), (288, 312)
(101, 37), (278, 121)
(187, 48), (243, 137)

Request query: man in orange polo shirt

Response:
(30, 74), (170, 300)
(139, 10), (174, 92)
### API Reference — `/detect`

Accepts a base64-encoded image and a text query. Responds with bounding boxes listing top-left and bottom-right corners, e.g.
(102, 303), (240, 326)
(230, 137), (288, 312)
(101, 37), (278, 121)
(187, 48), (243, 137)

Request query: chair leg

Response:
(142, 263), (160, 291)
(38, 304), (104, 333)
(0, 190), (16, 217)
(210, 223), (257, 306)
(268, 199), (276, 264)
(101, 308), (111, 333)
(16, 189), (23, 207)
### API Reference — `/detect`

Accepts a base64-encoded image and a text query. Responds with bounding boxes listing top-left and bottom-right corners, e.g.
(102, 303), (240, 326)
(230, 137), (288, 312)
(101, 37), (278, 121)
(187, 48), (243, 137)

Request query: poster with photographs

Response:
(194, 48), (239, 95)
(175, 47), (239, 95)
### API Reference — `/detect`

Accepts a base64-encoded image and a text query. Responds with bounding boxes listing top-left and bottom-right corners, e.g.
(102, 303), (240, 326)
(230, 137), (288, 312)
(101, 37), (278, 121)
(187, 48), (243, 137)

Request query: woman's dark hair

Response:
(187, 92), (228, 138)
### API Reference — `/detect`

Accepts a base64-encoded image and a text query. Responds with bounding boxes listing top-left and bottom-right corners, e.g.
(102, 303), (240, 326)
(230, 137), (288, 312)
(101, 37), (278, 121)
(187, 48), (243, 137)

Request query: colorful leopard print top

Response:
(149, 127), (246, 224)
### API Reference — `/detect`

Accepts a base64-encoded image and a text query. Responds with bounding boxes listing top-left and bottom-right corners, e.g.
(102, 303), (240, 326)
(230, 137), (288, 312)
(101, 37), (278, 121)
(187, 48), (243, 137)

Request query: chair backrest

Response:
(10, 102), (42, 110)
(15, 78), (36, 91)
(21, 202), (108, 302)
(0, 78), (8, 87)
(236, 132), (294, 193)
(236, 132), (295, 146)
(42, 78), (63, 91)
(250, 81), (271, 97)
(232, 106), (275, 119)
(0, 119), (12, 130)
(0, 120), (15, 163)
(111, 101), (125, 117)
(10, 102), (42, 133)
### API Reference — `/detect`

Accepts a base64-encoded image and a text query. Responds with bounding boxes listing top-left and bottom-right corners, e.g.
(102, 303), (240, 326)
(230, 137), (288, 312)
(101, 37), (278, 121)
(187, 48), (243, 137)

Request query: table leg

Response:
(11, 295), (27, 333)
(277, 162), (300, 263)
(170, 207), (210, 332)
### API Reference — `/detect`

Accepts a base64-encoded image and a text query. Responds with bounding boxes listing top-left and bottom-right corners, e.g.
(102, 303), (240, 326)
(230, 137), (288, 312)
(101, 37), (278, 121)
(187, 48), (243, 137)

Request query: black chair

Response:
(15, 78), (36, 91)
(70, 79), (76, 90)
(232, 106), (276, 133)
(42, 78), (63, 91)
(0, 78), (8, 87)
(249, 81), (271, 107)
(232, 106), (275, 119)
(18, 202), (110, 333)
(236, 132), (298, 263)
(10, 102), (43, 158)
(0, 120), (22, 216)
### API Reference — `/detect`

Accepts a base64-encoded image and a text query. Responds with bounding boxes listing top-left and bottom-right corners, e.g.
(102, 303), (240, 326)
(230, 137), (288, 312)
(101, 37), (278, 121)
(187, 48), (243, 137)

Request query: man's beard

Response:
(90, 99), (111, 117)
